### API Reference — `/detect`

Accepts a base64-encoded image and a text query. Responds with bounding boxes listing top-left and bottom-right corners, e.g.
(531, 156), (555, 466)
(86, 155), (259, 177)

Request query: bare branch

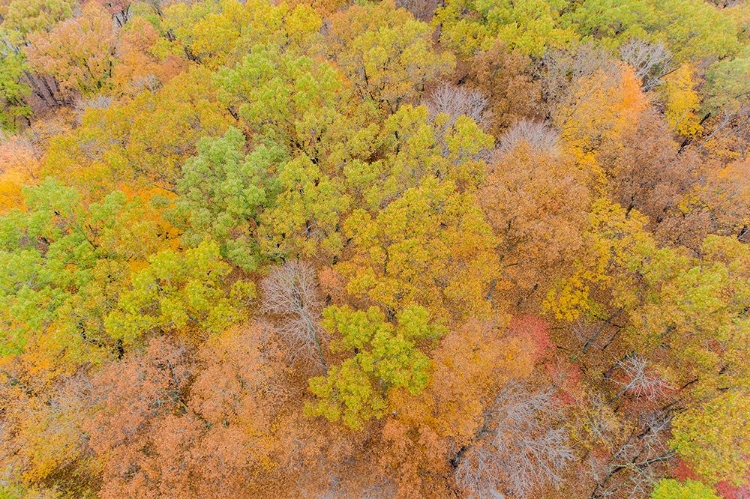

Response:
(496, 120), (561, 158)
(261, 260), (327, 370)
(456, 382), (575, 498)
(611, 355), (671, 403)
(425, 83), (490, 128)
(619, 39), (673, 92)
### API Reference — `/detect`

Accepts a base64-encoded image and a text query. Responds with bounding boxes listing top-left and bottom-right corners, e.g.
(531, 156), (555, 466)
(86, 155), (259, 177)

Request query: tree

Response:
(0, 135), (39, 211)
(693, 158), (750, 244)
(25, 2), (118, 101)
(215, 45), (345, 162)
(465, 40), (543, 136)
(599, 107), (689, 225)
(659, 63), (703, 138)
(258, 153), (350, 262)
(395, 0), (442, 22)
(84, 322), (291, 498)
(306, 305), (445, 430)
(606, 355), (671, 408)
(163, 0), (323, 70)
(0, 0), (80, 113)
(1, 0), (76, 43)
(339, 177), (499, 321)
(702, 56), (750, 116)
(85, 336), (196, 498)
(376, 317), (540, 497)
(0, 51), (32, 130)
(620, 235), (749, 400)
(0, 180), (182, 364)
(327, 0), (454, 113)
(543, 198), (652, 322)
(111, 15), (186, 97)
(96, 0), (132, 27)
(479, 121), (591, 296)
(0, 368), (94, 493)
(553, 63), (649, 171)
(651, 479), (719, 499)
(104, 239), (254, 345)
(619, 38), (673, 92)
(344, 104), (493, 211)
(174, 127), (282, 271)
(435, 0), (578, 58)
(455, 382), (575, 498)
(587, 410), (675, 498)
(261, 260), (327, 369)
(185, 321), (290, 497)
(671, 391), (750, 488)
(44, 66), (236, 193)
(562, 0), (741, 62)
(423, 83), (489, 128)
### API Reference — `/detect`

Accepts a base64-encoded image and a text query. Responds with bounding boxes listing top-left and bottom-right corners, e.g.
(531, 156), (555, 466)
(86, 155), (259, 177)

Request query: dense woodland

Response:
(0, 0), (748, 497)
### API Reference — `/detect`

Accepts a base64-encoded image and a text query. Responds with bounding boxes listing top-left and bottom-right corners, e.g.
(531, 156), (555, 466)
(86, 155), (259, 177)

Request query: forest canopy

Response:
(0, 0), (748, 498)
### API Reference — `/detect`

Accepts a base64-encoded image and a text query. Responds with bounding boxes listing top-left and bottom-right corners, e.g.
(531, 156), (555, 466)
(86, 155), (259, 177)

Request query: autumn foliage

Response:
(0, 0), (748, 498)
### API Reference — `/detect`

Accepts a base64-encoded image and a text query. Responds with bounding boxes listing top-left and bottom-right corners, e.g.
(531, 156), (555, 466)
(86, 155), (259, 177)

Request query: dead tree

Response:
(496, 120), (561, 158)
(589, 410), (675, 498)
(261, 260), (327, 370)
(619, 39), (673, 92)
(610, 355), (670, 405)
(425, 83), (490, 128)
(455, 382), (575, 498)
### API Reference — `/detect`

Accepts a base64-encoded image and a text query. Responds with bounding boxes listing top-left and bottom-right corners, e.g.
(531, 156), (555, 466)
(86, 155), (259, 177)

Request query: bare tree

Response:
(619, 39), (673, 92)
(540, 44), (618, 113)
(496, 120), (561, 157)
(589, 410), (675, 498)
(425, 83), (490, 128)
(456, 382), (575, 498)
(610, 355), (670, 404)
(395, 0), (443, 22)
(261, 260), (327, 370)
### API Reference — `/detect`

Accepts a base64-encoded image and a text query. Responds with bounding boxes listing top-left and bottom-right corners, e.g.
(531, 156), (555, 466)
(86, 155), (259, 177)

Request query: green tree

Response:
(435, 0), (578, 58)
(0, 51), (31, 130)
(1, 0), (76, 45)
(0, 180), (182, 363)
(104, 239), (254, 345)
(651, 479), (719, 499)
(562, 0), (741, 62)
(174, 127), (283, 271)
(307, 304), (445, 430)
(620, 236), (749, 399)
(215, 45), (344, 160)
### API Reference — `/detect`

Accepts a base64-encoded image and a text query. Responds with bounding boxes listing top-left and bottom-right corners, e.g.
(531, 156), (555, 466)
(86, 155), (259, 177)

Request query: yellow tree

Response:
(163, 0), (323, 69)
(435, 0), (578, 58)
(338, 177), (499, 322)
(327, 0), (454, 113)
(553, 63), (649, 187)
(344, 104), (493, 211)
(44, 67), (236, 195)
(659, 63), (703, 138)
